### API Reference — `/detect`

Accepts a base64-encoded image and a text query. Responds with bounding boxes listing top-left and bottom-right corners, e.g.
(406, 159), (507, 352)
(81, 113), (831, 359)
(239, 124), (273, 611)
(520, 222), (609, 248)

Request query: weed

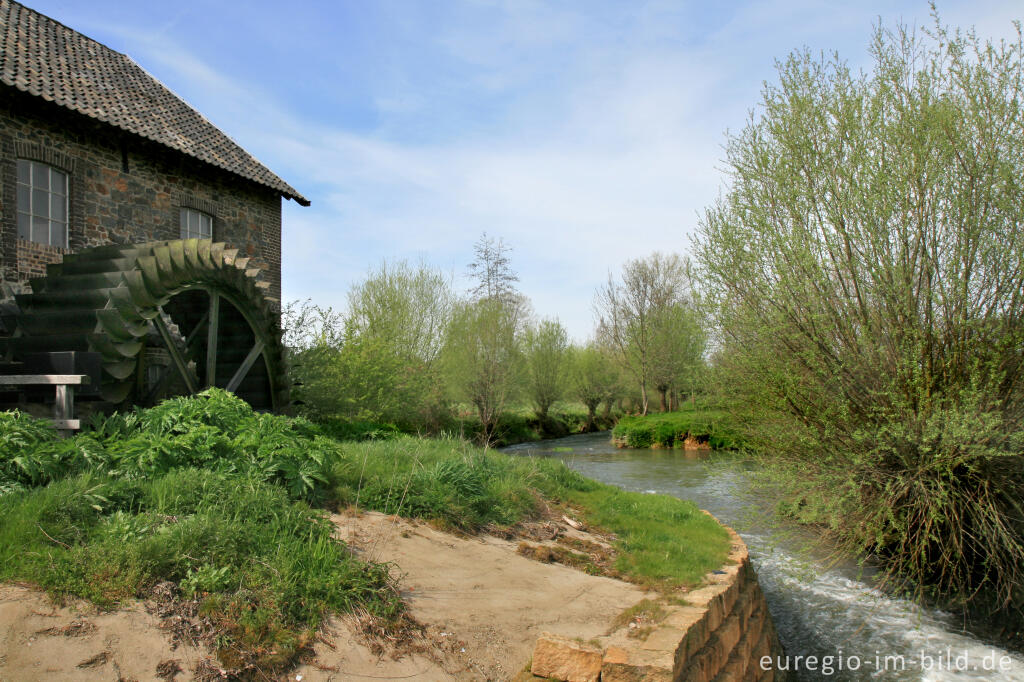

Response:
(611, 598), (668, 634)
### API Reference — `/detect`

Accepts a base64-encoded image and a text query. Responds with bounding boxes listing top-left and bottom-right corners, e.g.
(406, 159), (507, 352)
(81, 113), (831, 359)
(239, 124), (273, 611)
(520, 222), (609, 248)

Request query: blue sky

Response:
(27, 0), (1024, 340)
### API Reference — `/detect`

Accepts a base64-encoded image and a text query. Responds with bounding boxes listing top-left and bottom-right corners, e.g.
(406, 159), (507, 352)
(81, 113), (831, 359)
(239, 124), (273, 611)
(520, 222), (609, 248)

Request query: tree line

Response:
(284, 236), (708, 445)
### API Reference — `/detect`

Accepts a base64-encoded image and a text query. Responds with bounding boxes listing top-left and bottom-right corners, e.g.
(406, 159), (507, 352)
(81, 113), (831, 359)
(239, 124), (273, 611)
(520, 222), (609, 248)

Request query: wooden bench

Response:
(0, 374), (90, 435)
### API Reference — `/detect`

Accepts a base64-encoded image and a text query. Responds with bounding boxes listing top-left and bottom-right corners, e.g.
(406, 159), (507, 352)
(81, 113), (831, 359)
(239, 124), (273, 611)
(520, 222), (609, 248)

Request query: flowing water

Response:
(503, 432), (1024, 681)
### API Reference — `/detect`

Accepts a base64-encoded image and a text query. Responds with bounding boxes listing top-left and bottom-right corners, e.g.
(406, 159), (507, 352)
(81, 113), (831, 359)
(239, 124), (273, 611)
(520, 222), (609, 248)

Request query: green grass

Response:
(0, 390), (732, 675)
(612, 406), (742, 450)
(0, 390), (402, 674)
(0, 469), (401, 670)
(332, 436), (732, 588)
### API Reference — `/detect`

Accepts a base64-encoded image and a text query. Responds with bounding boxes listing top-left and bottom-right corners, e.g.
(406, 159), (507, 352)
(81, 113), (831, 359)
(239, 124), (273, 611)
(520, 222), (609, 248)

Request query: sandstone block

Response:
(717, 613), (742, 656)
(602, 662), (674, 682)
(532, 632), (603, 682)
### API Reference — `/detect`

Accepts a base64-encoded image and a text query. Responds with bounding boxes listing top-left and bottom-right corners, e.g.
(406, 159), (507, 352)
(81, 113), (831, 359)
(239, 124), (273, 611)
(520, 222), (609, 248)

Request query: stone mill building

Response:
(0, 0), (308, 306)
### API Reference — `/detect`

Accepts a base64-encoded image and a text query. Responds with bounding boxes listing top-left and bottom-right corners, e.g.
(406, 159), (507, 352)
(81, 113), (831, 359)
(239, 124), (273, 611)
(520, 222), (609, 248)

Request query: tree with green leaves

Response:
(595, 252), (694, 414)
(346, 260), (454, 365)
(648, 303), (707, 411)
(284, 261), (454, 428)
(442, 233), (528, 444)
(568, 342), (621, 429)
(442, 297), (525, 444)
(523, 319), (570, 419)
(695, 15), (1024, 611)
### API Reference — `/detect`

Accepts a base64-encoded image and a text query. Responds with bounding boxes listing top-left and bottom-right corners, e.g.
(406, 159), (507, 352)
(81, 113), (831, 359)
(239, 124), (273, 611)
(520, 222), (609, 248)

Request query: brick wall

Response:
(0, 88), (285, 304)
(15, 238), (67, 280)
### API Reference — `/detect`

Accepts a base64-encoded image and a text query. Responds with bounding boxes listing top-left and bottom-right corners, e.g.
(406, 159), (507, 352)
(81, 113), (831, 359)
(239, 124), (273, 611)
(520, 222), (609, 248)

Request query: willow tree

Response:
(523, 319), (570, 419)
(569, 342), (621, 429)
(648, 303), (707, 411)
(695, 17), (1024, 611)
(442, 297), (525, 444)
(284, 262), (454, 427)
(347, 260), (454, 366)
(595, 253), (694, 414)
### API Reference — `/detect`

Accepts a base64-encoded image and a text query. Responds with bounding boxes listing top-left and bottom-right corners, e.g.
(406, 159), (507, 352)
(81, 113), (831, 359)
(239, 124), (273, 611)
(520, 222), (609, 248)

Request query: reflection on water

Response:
(503, 432), (1024, 681)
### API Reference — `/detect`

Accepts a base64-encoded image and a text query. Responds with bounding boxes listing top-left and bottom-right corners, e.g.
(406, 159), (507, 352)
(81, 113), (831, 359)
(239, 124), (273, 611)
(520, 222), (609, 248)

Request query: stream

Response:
(503, 432), (1024, 681)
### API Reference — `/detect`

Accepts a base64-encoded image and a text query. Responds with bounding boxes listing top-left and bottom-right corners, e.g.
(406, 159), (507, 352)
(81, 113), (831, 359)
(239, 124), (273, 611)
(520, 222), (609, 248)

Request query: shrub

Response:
(695, 15), (1024, 610)
(612, 409), (739, 450)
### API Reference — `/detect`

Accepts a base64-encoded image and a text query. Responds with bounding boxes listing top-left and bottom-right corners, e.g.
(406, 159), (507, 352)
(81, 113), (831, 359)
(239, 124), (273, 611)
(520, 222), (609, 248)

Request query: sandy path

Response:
(0, 583), (205, 681)
(0, 512), (646, 681)
(296, 510), (648, 681)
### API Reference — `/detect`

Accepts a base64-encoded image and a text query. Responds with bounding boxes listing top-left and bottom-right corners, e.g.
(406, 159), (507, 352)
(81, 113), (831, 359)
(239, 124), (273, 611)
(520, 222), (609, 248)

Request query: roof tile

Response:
(0, 0), (309, 205)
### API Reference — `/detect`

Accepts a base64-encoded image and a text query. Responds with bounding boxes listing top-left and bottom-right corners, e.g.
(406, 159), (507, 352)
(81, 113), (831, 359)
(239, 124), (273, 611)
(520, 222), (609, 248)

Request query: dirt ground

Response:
(0, 583), (206, 682)
(0, 511), (647, 681)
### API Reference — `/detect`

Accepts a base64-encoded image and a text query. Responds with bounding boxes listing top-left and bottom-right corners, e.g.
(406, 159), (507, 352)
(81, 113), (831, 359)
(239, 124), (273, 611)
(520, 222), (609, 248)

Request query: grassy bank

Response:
(330, 436), (730, 586)
(0, 390), (730, 676)
(0, 392), (402, 674)
(612, 405), (741, 450)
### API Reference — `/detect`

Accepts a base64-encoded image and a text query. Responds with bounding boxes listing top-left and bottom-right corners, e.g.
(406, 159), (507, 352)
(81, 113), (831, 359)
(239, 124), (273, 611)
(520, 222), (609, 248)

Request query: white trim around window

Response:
(16, 159), (69, 248)
(180, 207), (213, 240)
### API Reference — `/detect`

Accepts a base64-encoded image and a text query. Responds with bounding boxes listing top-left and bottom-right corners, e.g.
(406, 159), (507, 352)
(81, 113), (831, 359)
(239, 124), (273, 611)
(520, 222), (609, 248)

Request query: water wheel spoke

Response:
(225, 340), (264, 393)
(206, 293), (220, 388)
(143, 364), (175, 405)
(184, 320), (208, 356)
(153, 310), (198, 394)
(186, 310), (210, 349)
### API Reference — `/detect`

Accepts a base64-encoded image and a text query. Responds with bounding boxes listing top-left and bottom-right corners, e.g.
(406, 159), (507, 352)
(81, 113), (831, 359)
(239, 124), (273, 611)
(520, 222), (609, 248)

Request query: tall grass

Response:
(0, 390), (401, 673)
(333, 436), (731, 587)
(0, 469), (401, 671)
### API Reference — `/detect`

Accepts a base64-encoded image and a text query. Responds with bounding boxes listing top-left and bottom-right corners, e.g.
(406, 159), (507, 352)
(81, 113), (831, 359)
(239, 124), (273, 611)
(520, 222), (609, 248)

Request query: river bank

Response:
(315, 403), (618, 448)
(504, 432), (1024, 681)
(0, 508), (649, 681)
(611, 408), (741, 450)
(0, 392), (732, 679)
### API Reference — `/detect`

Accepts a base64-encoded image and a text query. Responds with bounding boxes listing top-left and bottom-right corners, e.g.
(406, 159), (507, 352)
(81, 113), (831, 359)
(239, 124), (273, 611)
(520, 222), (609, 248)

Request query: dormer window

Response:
(17, 160), (68, 247)
(180, 207), (213, 240)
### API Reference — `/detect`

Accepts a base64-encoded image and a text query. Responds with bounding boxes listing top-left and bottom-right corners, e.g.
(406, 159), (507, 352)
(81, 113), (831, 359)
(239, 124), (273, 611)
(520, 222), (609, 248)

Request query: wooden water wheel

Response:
(7, 239), (288, 411)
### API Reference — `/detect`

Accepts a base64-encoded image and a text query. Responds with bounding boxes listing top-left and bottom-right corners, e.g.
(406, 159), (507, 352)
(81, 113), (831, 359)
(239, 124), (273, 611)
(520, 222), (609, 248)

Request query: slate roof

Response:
(0, 0), (309, 205)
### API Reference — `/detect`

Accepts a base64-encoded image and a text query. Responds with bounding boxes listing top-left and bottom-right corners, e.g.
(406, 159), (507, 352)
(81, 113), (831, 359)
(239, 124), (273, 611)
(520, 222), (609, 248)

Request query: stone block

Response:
(602, 661), (674, 682)
(531, 632), (603, 682)
(717, 613), (742, 658)
(638, 626), (686, 653)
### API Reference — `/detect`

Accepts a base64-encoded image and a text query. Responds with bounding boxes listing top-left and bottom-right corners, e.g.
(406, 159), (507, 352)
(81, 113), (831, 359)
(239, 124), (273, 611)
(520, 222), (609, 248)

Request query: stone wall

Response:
(0, 88), (285, 304)
(528, 517), (783, 682)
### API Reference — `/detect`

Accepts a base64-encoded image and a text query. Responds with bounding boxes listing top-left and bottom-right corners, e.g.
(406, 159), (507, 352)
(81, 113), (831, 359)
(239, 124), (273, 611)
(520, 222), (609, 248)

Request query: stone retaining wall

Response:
(528, 517), (783, 682)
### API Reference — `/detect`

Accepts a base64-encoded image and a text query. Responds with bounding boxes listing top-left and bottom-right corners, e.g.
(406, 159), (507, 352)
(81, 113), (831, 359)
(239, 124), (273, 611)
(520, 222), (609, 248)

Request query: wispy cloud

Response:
(40, 0), (1024, 339)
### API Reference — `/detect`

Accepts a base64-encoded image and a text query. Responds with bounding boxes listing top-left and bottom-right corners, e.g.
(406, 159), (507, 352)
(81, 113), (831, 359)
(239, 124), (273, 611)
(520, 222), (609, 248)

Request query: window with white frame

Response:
(180, 207), (213, 240)
(17, 160), (69, 247)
